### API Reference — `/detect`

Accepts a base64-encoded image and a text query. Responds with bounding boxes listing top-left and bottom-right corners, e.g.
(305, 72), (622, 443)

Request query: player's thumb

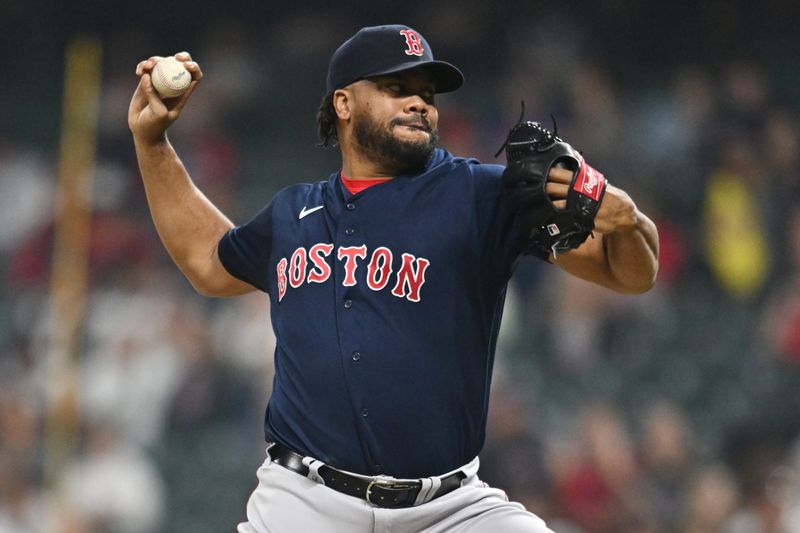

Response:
(141, 73), (168, 116)
(169, 80), (199, 116)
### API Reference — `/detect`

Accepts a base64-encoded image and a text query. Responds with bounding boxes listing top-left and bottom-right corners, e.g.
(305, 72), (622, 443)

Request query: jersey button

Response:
(346, 203), (356, 210)
(352, 351), (361, 362)
(361, 408), (369, 417)
(345, 228), (355, 236)
(344, 299), (353, 309)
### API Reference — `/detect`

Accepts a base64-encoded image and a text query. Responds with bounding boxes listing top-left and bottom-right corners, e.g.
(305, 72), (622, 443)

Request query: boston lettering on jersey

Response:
(276, 244), (429, 302)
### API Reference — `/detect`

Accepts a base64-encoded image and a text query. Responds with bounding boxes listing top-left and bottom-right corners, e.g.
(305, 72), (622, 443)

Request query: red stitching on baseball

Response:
(155, 61), (187, 92)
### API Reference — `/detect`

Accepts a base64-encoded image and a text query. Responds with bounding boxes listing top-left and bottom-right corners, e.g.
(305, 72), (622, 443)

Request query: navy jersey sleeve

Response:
(469, 162), (550, 275)
(217, 200), (275, 293)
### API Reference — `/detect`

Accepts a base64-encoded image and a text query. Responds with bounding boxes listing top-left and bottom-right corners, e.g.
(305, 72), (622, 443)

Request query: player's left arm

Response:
(545, 167), (659, 294)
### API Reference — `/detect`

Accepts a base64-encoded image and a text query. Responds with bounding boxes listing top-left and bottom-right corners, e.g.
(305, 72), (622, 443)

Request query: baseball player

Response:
(128, 25), (658, 532)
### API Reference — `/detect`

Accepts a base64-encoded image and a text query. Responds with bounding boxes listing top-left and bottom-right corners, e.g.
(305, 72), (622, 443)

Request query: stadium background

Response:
(2, 1), (800, 531)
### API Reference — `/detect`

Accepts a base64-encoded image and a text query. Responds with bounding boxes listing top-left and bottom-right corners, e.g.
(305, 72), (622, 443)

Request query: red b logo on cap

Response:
(399, 29), (424, 56)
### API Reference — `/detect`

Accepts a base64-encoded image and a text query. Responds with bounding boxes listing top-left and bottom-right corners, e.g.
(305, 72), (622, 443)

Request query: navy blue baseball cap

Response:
(326, 25), (464, 95)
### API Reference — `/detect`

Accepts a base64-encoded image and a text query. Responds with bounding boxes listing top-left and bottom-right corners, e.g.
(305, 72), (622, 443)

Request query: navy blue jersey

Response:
(218, 149), (538, 478)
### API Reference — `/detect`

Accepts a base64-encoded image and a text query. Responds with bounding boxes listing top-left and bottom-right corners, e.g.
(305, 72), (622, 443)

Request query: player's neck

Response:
(340, 145), (395, 180)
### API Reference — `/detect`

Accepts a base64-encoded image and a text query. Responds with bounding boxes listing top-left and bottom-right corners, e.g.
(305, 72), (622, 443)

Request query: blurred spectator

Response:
(638, 401), (695, 531)
(760, 111), (800, 270)
(61, 423), (165, 533)
(703, 136), (770, 298)
(481, 390), (551, 519)
(722, 423), (797, 533)
(651, 215), (689, 288)
(0, 386), (48, 533)
(760, 207), (800, 365)
(0, 143), (53, 254)
(682, 464), (739, 533)
(567, 63), (623, 167)
(722, 62), (770, 131)
(157, 320), (262, 532)
(543, 269), (617, 374)
(211, 292), (276, 385)
(81, 269), (188, 447)
(779, 439), (800, 531)
(552, 403), (645, 532)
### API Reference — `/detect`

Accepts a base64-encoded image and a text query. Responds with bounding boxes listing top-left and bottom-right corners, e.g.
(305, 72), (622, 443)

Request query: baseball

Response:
(151, 56), (191, 98)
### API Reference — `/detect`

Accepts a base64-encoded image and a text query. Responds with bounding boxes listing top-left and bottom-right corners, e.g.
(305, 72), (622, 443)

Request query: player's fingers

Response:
(548, 166), (574, 183)
(135, 60), (155, 77)
(175, 51), (193, 62)
(168, 81), (199, 115)
(546, 182), (569, 197)
(132, 74), (149, 99)
(137, 56), (165, 76)
(128, 77), (148, 122)
(184, 61), (203, 81)
(552, 199), (567, 210)
(145, 56), (165, 71)
(141, 73), (168, 114)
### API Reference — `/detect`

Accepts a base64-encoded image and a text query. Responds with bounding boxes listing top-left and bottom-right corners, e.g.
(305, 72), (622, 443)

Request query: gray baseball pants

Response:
(237, 449), (554, 533)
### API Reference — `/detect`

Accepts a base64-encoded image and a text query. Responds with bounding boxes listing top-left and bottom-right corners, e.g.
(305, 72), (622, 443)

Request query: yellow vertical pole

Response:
(44, 35), (102, 525)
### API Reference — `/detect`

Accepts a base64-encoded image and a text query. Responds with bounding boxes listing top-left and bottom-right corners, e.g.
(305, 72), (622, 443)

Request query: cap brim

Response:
(365, 60), (464, 93)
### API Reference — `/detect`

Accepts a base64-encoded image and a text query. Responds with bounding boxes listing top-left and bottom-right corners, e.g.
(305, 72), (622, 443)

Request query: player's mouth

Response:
(392, 117), (431, 133)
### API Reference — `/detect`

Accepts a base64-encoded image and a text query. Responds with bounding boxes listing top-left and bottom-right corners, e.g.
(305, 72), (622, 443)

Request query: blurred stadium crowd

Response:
(2, 1), (800, 531)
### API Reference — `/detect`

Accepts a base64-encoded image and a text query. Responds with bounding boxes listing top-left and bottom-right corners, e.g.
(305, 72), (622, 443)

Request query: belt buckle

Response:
(365, 479), (418, 507)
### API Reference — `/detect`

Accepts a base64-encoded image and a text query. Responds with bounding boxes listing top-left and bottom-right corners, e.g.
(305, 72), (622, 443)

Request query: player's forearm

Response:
(602, 209), (659, 294)
(134, 136), (234, 291)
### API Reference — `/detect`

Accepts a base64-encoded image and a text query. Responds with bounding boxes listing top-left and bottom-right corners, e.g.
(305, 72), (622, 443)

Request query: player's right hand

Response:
(128, 51), (203, 145)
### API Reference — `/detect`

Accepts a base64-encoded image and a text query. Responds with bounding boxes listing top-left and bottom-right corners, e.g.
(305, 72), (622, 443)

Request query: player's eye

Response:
(382, 80), (434, 104)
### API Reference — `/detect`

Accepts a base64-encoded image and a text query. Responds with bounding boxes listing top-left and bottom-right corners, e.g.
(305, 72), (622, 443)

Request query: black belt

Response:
(267, 442), (466, 509)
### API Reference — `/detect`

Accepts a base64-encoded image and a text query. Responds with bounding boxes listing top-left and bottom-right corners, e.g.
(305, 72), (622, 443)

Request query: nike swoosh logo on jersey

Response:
(299, 205), (324, 219)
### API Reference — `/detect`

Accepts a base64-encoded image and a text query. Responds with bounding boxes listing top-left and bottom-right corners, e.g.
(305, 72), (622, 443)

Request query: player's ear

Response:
(333, 89), (351, 120)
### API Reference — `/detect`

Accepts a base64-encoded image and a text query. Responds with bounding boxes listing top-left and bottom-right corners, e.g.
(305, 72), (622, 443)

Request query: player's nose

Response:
(404, 95), (430, 116)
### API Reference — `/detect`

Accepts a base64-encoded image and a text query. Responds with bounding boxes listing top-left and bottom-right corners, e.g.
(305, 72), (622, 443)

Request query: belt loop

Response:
(413, 476), (442, 506)
(301, 456), (326, 485)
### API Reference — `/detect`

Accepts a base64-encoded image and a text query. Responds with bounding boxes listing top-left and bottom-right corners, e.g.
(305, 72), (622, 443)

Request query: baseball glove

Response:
(497, 112), (608, 257)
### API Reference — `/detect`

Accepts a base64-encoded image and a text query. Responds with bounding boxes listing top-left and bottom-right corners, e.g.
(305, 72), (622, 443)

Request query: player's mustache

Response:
(391, 115), (432, 132)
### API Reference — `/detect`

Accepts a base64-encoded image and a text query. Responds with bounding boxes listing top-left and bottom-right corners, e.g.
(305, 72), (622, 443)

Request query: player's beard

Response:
(353, 112), (439, 175)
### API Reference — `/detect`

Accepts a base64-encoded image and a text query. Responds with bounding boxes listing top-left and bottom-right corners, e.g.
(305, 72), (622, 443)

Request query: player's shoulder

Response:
(273, 176), (330, 203)
(261, 176), (331, 222)
(430, 149), (505, 191)
(432, 148), (504, 177)
(274, 178), (327, 197)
